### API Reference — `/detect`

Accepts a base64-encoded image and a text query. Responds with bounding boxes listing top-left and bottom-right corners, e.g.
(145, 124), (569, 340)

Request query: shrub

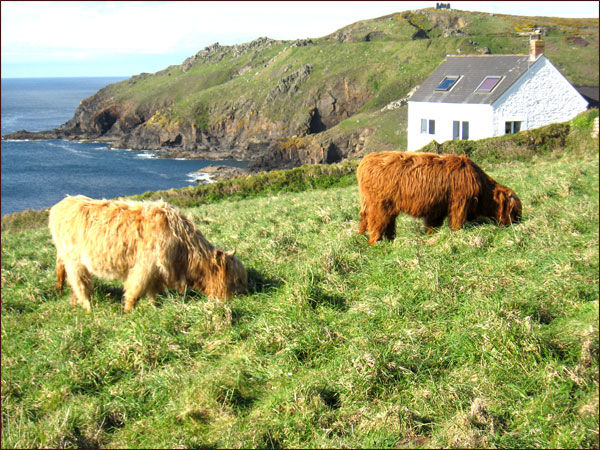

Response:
(132, 161), (359, 209)
(572, 108), (599, 131)
(422, 121), (572, 163)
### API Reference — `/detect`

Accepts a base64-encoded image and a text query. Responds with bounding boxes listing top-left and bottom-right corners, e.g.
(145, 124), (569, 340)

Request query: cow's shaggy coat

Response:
(49, 195), (247, 312)
(357, 152), (522, 244)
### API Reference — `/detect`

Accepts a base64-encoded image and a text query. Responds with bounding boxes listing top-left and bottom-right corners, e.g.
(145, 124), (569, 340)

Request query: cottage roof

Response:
(574, 85), (599, 108)
(409, 55), (537, 105)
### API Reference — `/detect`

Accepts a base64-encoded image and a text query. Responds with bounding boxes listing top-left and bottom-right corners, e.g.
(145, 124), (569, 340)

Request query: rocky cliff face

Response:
(100, 78), (371, 166)
(4, 42), (373, 169)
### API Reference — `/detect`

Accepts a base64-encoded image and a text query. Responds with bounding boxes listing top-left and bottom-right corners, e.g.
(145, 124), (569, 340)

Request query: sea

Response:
(1, 77), (248, 216)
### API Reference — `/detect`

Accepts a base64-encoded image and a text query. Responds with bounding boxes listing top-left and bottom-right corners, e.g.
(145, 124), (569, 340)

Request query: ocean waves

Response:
(1, 138), (244, 215)
(187, 171), (215, 184)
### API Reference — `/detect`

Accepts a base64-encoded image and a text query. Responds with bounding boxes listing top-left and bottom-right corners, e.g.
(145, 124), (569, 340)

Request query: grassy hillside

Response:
(109, 9), (598, 120)
(33, 8), (596, 158)
(1, 114), (598, 448)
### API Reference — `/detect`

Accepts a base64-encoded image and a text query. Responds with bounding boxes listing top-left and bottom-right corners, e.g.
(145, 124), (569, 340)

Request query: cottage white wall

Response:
(407, 101), (493, 151)
(492, 56), (588, 135)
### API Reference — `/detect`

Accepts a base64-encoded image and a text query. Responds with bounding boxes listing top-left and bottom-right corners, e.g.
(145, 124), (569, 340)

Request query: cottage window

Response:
(421, 119), (435, 134)
(453, 121), (469, 140)
(477, 76), (502, 92)
(505, 121), (521, 134)
(462, 121), (469, 139)
(436, 76), (459, 91)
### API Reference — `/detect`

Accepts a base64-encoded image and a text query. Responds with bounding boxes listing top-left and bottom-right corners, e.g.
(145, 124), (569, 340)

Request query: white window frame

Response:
(505, 120), (523, 134)
(453, 120), (469, 140)
(420, 119), (436, 135)
(429, 119), (436, 135)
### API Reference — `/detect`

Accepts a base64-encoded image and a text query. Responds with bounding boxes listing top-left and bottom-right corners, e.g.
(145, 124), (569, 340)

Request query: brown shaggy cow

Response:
(49, 195), (247, 313)
(357, 151), (522, 244)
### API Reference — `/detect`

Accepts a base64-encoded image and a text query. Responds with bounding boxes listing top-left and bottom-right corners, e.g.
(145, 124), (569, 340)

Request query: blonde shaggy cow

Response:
(49, 195), (247, 313)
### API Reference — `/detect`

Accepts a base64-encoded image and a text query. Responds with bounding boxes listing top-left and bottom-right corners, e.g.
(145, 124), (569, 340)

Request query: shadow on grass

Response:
(401, 216), (523, 236)
(317, 386), (342, 409)
(93, 284), (124, 304)
(1, 298), (39, 314)
(215, 384), (257, 412)
(307, 286), (348, 312)
(56, 282), (125, 308)
(73, 266), (282, 311)
(58, 426), (102, 450)
(246, 267), (283, 295)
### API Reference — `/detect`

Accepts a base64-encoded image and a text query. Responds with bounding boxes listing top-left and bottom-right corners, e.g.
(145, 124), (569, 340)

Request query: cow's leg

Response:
(65, 262), (92, 313)
(367, 203), (391, 245)
(424, 214), (445, 234)
(358, 195), (369, 235)
(146, 277), (165, 307)
(383, 215), (398, 240)
(123, 264), (154, 313)
(448, 197), (469, 230)
(55, 257), (66, 296)
(358, 208), (368, 235)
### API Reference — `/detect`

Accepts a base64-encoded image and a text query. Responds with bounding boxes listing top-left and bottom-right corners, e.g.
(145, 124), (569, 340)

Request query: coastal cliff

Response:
(3, 9), (597, 171)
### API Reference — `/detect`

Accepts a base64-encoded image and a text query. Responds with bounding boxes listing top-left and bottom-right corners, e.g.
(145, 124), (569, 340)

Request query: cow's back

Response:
(358, 152), (444, 210)
(49, 195), (175, 280)
(358, 152), (487, 217)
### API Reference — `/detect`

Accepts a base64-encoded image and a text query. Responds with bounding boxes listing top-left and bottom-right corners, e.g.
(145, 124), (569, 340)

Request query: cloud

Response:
(2, 2), (189, 58)
(1, 1), (429, 62)
(2, 1), (597, 66)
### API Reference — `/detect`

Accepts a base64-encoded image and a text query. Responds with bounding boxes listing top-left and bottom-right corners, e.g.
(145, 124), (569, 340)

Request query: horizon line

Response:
(1, 75), (131, 79)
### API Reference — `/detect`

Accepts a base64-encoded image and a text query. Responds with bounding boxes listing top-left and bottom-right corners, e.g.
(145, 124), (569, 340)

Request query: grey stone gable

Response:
(409, 55), (537, 104)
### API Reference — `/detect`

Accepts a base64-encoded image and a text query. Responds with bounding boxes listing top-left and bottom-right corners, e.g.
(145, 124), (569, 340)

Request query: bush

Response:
(132, 161), (359, 209)
(572, 108), (599, 131)
(422, 121), (573, 163)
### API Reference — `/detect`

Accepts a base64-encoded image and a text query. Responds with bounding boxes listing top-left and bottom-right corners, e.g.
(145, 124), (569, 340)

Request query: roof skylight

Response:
(477, 76), (502, 92)
(436, 76), (459, 91)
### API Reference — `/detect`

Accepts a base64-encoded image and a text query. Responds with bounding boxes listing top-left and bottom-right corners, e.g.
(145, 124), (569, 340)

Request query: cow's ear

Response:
(493, 187), (506, 204)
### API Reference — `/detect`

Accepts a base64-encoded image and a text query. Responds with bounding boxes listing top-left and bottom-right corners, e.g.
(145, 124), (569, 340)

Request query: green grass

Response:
(2, 138), (598, 447)
(131, 160), (360, 208)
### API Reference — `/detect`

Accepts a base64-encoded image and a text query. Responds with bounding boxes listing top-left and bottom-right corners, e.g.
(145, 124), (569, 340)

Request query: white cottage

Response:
(406, 39), (588, 151)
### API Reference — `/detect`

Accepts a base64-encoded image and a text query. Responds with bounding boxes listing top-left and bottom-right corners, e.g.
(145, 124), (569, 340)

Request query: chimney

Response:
(530, 35), (544, 61)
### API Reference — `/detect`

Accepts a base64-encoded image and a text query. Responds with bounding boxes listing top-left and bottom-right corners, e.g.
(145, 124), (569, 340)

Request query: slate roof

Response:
(409, 55), (537, 105)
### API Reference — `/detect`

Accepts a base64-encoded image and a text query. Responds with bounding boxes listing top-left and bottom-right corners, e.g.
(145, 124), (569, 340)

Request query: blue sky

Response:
(2, 1), (598, 78)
